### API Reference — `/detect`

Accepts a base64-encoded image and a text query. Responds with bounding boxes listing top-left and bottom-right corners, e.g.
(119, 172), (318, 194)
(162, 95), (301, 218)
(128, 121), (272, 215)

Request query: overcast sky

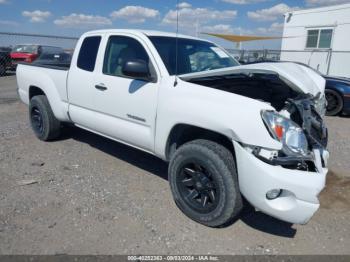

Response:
(0, 0), (350, 49)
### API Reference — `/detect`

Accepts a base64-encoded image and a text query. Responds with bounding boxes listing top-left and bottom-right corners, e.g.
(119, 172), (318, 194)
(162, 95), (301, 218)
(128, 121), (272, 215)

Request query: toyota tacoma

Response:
(16, 30), (329, 227)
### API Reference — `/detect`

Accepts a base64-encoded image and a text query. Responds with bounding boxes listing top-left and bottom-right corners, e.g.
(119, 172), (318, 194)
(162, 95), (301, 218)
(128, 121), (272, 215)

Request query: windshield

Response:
(12, 45), (38, 54)
(148, 36), (239, 75)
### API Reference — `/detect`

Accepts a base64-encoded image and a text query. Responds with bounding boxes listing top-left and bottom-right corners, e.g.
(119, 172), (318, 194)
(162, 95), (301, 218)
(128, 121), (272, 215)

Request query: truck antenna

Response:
(174, 0), (179, 87)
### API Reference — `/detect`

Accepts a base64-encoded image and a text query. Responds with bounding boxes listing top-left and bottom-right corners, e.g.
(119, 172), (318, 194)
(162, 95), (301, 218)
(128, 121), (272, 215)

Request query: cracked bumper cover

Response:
(233, 141), (329, 224)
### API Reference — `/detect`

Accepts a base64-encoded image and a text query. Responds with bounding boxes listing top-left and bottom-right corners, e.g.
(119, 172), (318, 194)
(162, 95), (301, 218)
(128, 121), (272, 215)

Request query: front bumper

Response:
(233, 141), (328, 224)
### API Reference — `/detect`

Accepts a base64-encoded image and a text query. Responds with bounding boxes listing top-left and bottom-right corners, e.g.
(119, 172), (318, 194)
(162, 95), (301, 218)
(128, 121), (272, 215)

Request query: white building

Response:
(281, 3), (350, 78)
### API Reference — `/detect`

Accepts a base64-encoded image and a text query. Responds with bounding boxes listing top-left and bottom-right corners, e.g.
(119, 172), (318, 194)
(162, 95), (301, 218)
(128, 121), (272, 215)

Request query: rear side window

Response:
(77, 36), (101, 72)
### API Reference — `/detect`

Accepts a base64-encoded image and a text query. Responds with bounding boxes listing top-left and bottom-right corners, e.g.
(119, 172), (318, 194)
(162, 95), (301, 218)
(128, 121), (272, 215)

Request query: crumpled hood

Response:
(180, 62), (326, 97)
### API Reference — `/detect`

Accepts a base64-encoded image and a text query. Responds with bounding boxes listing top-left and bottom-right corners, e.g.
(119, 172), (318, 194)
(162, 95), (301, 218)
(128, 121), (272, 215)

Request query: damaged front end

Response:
(181, 62), (330, 224)
(255, 95), (328, 172)
(286, 95), (328, 149)
(182, 63), (329, 172)
(241, 95), (330, 224)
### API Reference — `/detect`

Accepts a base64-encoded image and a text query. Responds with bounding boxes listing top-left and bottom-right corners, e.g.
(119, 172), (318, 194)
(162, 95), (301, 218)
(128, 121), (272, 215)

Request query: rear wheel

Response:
(325, 89), (343, 116)
(29, 95), (61, 141)
(168, 139), (242, 227)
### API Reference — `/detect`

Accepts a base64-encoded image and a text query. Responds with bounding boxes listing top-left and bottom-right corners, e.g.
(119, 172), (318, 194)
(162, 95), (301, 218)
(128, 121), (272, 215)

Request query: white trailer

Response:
(281, 3), (350, 78)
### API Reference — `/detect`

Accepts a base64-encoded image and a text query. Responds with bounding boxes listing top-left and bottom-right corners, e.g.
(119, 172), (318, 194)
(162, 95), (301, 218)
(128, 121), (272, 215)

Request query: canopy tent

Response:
(202, 33), (283, 42)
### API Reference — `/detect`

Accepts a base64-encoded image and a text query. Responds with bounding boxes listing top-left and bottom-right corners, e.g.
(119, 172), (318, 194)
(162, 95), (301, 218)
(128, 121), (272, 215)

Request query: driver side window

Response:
(103, 36), (149, 78)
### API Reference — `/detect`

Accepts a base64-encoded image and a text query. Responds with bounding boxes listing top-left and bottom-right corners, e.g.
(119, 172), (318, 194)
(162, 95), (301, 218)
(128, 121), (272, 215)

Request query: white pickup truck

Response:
(17, 29), (329, 227)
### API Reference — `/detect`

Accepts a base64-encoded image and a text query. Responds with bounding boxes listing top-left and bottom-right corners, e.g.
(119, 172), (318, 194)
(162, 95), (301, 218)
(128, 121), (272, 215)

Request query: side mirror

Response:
(122, 59), (152, 82)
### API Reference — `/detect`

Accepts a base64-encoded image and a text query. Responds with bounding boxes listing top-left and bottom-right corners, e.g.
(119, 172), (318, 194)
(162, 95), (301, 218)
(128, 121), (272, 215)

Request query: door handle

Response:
(95, 84), (107, 91)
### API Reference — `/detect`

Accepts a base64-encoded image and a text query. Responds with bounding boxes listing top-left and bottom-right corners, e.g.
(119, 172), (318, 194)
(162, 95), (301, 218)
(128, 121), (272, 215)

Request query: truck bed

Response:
(20, 61), (71, 71)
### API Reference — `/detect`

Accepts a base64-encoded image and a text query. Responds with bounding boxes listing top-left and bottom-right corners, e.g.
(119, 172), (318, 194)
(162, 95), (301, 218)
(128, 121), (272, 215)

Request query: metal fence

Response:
(0, 32), (78, 76)
(1, 32), (350, 78)
(0, 32), (78, 49)
(226, 49), (282, 63)
(226, 48), (350, 78)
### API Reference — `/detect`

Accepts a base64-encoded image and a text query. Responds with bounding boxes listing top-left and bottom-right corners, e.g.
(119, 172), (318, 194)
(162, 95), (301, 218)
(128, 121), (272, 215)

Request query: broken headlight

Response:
(262, 110), (309, 156)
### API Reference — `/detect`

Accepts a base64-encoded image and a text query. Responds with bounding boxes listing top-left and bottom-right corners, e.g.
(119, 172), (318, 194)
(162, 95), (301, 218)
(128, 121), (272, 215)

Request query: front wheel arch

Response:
(165, 124), (236, 161)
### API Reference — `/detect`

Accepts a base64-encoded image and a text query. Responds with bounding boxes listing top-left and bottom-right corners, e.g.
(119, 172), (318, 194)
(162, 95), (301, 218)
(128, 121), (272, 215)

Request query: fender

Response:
(16, 64), (70, 122)
(154, 77), (282, 159)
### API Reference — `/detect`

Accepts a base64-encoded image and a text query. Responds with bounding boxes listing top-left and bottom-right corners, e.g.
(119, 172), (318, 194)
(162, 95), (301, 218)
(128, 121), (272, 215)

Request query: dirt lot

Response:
(0, 75), (349, 255)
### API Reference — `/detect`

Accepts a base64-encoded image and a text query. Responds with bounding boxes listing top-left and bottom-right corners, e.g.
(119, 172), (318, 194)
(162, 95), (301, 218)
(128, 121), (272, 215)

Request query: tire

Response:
(325, 89), (343, 116)
(0, 63), (5, 76)
(29, 95), (61, 141)
(168, 139), (243, 227)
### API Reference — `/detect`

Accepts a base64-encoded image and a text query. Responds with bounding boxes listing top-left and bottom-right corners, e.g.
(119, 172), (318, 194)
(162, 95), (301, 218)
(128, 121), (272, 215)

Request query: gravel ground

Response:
(0, 75), (349, 255)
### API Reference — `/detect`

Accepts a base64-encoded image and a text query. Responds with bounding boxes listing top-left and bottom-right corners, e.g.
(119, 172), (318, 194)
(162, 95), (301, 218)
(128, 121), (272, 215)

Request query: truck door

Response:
(67, 34), (103, 127)
(72, 33), (160, 152)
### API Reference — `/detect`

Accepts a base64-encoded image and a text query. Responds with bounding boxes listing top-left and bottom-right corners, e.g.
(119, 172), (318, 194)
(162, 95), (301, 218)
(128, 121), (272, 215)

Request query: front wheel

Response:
(29, 95), (61, 141)
(168, 139), (242, 227)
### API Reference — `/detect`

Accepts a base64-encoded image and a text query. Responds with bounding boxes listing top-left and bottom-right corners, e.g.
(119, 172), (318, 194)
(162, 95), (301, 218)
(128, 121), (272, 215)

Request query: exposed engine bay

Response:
(277, 95), (328, 171)
(186, 73), (300, 111)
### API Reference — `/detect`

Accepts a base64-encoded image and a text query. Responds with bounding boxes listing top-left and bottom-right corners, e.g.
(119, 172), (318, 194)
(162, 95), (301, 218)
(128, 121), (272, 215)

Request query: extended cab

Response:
(16, 30), (329, 227)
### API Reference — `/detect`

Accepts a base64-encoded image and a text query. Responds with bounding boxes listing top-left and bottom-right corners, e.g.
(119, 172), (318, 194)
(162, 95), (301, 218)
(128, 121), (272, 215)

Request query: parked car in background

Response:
(33, 51), (72, 68)
(10, 45), (64, 66)
(323, 76), (350, 116)
(0, 47), (12, 76)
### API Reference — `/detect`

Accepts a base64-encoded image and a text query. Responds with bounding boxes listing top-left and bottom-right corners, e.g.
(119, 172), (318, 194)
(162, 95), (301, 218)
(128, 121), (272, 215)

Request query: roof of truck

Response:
(84, 29), (206, 41)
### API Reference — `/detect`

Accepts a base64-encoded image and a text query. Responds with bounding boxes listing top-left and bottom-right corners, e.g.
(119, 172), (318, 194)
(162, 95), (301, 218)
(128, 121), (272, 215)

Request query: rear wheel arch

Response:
(326, 86), (344, 98)
(29, 85), (46, 100)
(29, 95), (61, 141)
(28, 84), (68, 122)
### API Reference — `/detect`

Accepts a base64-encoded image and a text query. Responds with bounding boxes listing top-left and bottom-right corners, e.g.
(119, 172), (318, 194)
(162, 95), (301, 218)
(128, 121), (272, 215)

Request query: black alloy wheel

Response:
(168, 139), (242, 227)
(177, 161), (219, 213)
(29, 95), (61, 141)
(30, 106), (44, 135)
